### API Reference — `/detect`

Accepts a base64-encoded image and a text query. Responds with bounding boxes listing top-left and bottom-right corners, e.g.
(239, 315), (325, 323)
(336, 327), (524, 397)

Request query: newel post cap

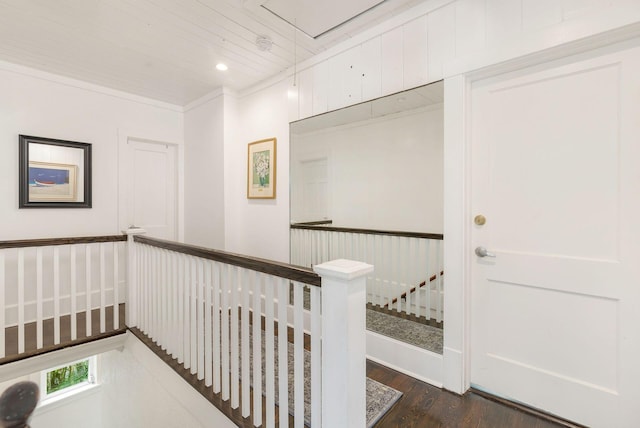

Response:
(313, 259), (373, 281)
(124, 226), (146, 236)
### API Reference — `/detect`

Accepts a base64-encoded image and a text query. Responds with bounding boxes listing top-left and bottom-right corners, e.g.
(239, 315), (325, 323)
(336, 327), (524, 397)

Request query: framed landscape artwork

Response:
(247, 138), (276, 199)
(19, 135), (92, 208)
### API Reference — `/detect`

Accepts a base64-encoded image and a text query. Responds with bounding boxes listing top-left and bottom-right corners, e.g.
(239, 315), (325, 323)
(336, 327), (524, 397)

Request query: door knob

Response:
(474, 215), (486, 226)
(475, 246), (496, 258)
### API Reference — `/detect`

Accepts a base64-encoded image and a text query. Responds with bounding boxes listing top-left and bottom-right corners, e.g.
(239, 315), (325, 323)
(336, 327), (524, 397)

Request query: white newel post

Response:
(314, 259), (373, 428)
(124, 227), (146, 328)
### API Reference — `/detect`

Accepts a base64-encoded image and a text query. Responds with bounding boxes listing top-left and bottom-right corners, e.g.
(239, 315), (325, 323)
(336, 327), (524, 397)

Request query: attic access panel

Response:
(262, 0), (385, 38)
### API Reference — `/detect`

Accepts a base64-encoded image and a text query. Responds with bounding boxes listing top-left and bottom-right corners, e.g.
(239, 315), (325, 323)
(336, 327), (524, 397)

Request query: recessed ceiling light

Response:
(216, 63), (228, 71)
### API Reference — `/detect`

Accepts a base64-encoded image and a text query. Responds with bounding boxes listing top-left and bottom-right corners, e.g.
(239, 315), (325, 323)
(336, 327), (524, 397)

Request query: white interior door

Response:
(123, 139), (178, 240)
(300, 157), (329, 222)
(470, 44), (640, 427)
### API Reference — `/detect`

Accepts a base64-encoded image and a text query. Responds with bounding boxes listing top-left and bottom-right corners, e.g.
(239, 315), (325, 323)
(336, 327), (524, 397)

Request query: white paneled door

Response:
(300, 158), (329, 222)
(124, 139), (178, 240)
(470, 44), (640, 427)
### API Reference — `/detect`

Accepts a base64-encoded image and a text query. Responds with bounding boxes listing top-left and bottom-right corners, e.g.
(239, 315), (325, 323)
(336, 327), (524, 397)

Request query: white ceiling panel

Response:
(0, 0), (430, 105)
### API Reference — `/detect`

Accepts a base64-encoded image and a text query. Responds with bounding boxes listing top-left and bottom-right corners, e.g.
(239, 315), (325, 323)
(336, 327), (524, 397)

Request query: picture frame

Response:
(247, 138), (276, 199)
(19, 135), (92, 208)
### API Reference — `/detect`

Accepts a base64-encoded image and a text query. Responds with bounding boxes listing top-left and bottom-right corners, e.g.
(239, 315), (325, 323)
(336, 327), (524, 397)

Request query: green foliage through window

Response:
(46, 359), (90, 394)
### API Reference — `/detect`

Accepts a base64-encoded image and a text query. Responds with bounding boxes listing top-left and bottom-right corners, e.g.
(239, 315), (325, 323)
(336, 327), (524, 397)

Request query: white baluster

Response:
(264, 275), (275, 428)
(36, 248), (43, 349)
(230, 266), (239, 408)
(277, 278), (288, 428)
(322, 230), (329, 264)
(112, 242), (120, 330)
(310, 285), (322, 428)
(70, 245), (77, 340)
(410, 238), (419, 319)
(155, 248), (162, 342)
(53, 247), (61, 344)
(169, 250), (175, 354)
(161, 250), (168, 350)
(376, 235), (383, 307)
(205, 260), (213, 388)
(142, 245), (149, 334)
(402, 237), (410, 315)
(251, 270), (262, 426)
(221, 264), (230, 401)
(18, 249), (24, 353)
(148, 247), (154, 338)
(197, 258), (205, 379)
(290, 230), (296, 266)
(240, 268), (250, 417)
(149, 247), (155, 339)
(100, 243), (106, 333)
(212, 262), (222, 394)
(172, 252), (179, 359)
(190, 256), (197, 373)
(293, 284), (304, 428)
(84, 244), (93, 337)
(308, 230), (312, 265)
(424, 238), (431, 322)
(113, 242), (119, 330)
(384, 235), (392, 309)
(179, 252), (186, 365)
(371, 234), (377, 301)
(436, 240), (443, 323)
(137, 244), (144, 333)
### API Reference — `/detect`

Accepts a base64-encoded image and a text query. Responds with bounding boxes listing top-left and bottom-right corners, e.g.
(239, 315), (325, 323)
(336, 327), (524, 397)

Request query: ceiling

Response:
(0, 0), (426, 106)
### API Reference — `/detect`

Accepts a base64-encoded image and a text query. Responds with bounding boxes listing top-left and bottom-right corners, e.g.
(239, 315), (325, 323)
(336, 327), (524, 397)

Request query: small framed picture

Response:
(247, 138), (276, 199)
(19, 135), (92, 208)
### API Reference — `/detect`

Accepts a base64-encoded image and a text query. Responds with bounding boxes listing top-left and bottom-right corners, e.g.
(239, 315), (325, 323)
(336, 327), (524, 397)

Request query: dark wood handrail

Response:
(290, 223), (443, 240)
(135, 235), (321, 287)
(386, 271), (444, 307)
(0, 235), (127, 249)
(292, 220), (333, 226)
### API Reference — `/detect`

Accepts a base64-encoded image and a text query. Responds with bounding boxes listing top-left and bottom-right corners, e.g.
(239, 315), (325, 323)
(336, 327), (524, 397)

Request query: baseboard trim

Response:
(470, 387), (587, 428)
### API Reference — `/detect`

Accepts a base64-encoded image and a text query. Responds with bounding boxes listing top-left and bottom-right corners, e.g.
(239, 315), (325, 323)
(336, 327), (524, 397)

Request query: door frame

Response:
(117, 129), (184, 241)
(442, 26), (640, 395)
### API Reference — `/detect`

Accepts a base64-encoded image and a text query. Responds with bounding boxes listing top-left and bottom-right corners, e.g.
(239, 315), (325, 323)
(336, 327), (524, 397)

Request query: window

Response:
(40, 356), (98, 403)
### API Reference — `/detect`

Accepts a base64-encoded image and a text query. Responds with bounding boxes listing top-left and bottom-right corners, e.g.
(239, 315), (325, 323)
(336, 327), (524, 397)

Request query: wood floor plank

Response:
(367, 360), (581, 428)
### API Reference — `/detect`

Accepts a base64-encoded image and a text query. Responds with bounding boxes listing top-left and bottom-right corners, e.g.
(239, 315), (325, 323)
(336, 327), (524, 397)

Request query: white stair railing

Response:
(0, 231), (371, 427)
(0, 235), (127, 360)
(291, 224), (444, 323)
(127, 231), (370, 428)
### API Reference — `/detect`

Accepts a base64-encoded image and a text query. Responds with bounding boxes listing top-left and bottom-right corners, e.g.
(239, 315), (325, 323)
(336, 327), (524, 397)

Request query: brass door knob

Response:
(474, 215), (486, 226)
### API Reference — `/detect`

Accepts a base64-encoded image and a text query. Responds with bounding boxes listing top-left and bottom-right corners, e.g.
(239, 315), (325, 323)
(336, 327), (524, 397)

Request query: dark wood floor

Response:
(367, 360), (580, 428)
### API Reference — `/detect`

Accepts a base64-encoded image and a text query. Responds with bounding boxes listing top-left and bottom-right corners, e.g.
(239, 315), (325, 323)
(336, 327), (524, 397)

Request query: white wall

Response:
(100, 335), (234, 428)
(223, 79), (292, 262)
(183, 91), (226, 249)
(32, 389), (103, 428)
(0, 61), (183, 241)
(291, 106), (443, 233)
